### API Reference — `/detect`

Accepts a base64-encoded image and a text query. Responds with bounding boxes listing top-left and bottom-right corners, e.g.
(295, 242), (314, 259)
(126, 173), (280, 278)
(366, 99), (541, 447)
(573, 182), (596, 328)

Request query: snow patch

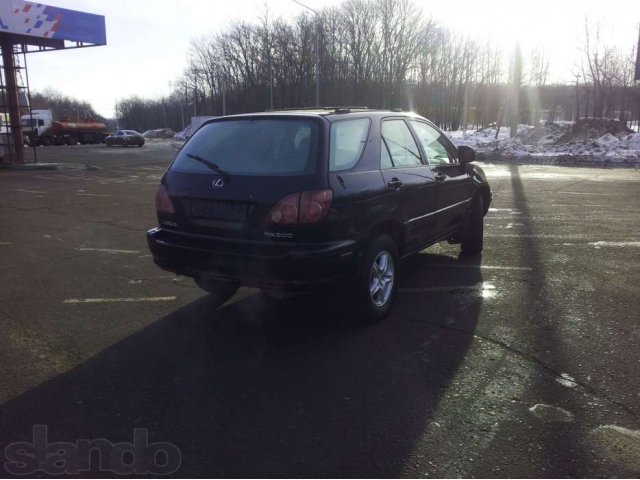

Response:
(529, 404), (574, 422)
(556, 373), (578, 388)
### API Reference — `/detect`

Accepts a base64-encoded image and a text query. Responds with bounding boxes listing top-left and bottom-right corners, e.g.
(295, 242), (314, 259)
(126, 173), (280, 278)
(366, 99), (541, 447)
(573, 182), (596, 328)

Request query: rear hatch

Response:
(164, 117), (325, 244)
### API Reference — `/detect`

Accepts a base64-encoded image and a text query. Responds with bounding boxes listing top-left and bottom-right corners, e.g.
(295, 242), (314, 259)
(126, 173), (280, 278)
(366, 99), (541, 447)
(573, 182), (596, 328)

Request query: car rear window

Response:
(329, 118), (370, 171)
(171, 119), (318, 176)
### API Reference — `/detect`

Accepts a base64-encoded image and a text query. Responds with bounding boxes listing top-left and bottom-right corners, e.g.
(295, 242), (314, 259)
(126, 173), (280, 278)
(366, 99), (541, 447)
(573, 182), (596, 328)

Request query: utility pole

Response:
(162, 99), (167, 128)
(183, 82), (188, 128)
(222, 73), (227, 116)
(510, 43), (522, 138)
(193, 68), (199, 117)
(268, 47), (274, 110)
(635, 26), (640, 82)
(635, 27), (639, 130)
(292, 0), (320, 107)
(575, 74), (580, 122)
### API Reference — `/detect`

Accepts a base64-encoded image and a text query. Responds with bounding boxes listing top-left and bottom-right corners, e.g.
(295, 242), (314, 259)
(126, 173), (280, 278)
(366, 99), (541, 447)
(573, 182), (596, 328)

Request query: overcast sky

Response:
(22, 0), (640, 118)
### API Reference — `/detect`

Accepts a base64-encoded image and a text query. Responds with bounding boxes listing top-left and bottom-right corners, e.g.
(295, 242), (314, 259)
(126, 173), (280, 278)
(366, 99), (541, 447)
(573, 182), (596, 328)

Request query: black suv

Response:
(147, 108), (491, 321)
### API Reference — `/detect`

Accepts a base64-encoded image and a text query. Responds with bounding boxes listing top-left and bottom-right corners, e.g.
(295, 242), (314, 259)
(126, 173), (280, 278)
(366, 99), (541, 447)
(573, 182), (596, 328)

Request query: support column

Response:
(1, 36), (25, 164)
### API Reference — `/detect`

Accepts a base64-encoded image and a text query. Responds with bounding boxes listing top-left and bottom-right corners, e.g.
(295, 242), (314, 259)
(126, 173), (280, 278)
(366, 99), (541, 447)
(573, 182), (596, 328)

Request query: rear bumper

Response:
(146, 227), (360, 288)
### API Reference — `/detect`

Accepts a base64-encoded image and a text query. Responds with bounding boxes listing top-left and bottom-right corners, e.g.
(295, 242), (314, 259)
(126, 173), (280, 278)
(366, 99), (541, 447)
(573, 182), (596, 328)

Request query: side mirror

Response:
(457, 145), (476, 164)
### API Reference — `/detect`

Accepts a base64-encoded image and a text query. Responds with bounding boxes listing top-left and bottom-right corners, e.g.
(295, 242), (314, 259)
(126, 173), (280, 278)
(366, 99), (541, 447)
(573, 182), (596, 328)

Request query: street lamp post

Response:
(219, 68), (228, 117)
(292, 0), (320, 107)
(268, 47), (274, 110)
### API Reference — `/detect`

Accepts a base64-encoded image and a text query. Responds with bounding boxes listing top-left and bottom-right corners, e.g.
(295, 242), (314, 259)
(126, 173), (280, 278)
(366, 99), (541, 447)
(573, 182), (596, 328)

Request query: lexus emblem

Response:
(212, 178), (224, 189)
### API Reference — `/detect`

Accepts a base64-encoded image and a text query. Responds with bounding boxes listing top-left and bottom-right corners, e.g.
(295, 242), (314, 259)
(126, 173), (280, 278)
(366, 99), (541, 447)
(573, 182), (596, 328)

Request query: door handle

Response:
(435, 172), (447, 183)
(387, 178), (403, 190)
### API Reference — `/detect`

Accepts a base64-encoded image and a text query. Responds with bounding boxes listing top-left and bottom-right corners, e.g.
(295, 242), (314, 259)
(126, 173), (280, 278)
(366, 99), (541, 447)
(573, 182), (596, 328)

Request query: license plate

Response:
(188, 199), (247, 222)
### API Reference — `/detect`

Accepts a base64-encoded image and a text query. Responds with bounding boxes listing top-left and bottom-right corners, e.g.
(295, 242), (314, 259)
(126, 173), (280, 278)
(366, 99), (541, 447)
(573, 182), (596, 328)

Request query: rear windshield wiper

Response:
(185, 153), (231, 181)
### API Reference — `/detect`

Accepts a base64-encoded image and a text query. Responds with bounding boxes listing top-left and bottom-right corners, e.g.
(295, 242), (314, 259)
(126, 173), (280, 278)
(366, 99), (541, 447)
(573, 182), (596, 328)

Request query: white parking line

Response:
(399, 286), (477, 293)
(64, 296), (176, 304)
(558, 192), (618, 196)
(486, 234), (623, 239)
(76, 193), (112, 197)
(428, 264), (532, 271)
(589, 241), (640, 248)
(75, 248), (140, 254)
(16, 189), (47, 194)
(32, 175), (59, 181)
(399, 283), (497, 298)
(0, 241), (12, 245)
(550, 204), (610, 207)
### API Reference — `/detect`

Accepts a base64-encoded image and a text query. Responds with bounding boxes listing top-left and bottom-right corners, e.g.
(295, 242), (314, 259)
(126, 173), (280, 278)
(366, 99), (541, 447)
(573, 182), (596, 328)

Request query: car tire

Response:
(195, 278), (239, 307)
(353, 234), (399, 324)
(461, 194), (484, 256)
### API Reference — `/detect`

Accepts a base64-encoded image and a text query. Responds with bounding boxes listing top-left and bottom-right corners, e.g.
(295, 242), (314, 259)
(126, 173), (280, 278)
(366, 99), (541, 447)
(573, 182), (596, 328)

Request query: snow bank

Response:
(625, 133), (640, 150)
(594, 133), (621, 148)
(174, 125), (192, 141)
(142, 128), (176, 139)
(446, 120), (640, 166)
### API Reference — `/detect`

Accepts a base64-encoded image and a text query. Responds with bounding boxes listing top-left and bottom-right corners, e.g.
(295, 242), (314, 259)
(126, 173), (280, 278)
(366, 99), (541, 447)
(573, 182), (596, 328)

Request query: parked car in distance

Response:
(147, 108), (491, 322)
(105, 129), (145, 147)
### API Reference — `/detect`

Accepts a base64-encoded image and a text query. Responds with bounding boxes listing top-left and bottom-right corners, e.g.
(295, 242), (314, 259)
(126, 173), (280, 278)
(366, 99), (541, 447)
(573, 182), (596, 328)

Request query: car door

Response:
(379, 118), (438, 253)
(114, 130), (126, 146)
(408, 120), (474, 235)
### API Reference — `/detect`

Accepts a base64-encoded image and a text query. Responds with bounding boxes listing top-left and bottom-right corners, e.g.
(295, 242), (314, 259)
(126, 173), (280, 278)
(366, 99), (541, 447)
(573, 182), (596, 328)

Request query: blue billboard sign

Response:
(0, 1), (106, 45)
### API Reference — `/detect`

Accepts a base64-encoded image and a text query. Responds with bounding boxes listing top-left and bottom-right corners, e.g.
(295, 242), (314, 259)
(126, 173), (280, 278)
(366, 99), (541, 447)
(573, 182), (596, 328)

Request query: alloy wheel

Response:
(369, 250), (395, 307)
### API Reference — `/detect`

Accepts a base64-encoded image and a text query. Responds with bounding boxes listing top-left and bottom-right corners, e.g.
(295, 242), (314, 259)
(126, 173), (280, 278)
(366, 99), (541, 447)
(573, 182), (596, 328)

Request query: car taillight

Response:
(156, 184), (175, 214)
(300, 189), (333, 224)
(267, 189), (333, 225)
(267, 193), (299, 224)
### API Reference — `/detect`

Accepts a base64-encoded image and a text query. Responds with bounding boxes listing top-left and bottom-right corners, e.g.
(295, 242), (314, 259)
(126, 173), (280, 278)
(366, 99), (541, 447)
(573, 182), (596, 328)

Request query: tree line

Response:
(30, 90), (109, 125)
(61, 0), (640, 133)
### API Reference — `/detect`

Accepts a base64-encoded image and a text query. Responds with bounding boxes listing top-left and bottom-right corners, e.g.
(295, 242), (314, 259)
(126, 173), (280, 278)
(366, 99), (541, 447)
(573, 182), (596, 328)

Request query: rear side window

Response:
(171, 119), (318, 176)
(329, 118), (370, 171)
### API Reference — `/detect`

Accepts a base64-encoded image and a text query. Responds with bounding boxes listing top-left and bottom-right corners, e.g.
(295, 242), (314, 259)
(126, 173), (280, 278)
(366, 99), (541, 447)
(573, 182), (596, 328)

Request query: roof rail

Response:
(274, 106), (369, 113)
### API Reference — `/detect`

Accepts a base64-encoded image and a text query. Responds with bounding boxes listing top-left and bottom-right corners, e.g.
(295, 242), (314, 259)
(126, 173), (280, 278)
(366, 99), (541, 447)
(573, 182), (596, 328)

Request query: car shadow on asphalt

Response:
(0, 252), (483, 477)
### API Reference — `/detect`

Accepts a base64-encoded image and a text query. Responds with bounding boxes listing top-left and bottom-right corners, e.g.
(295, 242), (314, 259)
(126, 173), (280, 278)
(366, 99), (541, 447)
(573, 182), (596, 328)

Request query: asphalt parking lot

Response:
(1, 142), (639, 477)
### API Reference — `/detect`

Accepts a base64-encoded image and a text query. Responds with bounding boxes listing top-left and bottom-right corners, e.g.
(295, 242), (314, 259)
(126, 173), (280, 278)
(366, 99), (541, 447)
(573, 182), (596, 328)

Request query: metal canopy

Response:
(0, 1), (106, 164)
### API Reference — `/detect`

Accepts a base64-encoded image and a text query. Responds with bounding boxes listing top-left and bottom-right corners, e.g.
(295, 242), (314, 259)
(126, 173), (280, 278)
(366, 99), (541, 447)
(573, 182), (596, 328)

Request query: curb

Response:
(478, 153), (640, 169)
(0, 163), (99, 171)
